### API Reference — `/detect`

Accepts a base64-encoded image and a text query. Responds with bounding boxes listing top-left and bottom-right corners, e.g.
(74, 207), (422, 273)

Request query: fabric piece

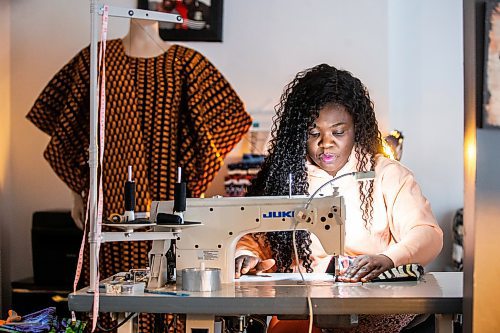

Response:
(336, 256), (424, 282)
(27, 39), (251, 207)
(0, 307), (87, 333)
(452, 208), (463, 271)
(27, 39), (251, 332)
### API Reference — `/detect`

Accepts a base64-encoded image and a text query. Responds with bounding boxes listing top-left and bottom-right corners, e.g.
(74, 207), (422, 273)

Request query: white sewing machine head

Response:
(150, 195), (345, 284)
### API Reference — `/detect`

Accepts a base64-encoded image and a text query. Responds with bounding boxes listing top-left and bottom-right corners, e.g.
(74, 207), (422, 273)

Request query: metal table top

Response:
(68, 272), (462, 315)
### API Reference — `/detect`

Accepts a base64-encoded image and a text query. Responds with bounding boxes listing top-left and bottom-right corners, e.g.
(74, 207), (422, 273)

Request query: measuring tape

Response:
(71, 5), (109, 332)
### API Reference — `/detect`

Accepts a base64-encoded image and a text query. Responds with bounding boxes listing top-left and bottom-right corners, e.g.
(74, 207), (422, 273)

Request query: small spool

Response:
(174, 183), (186, 212)
(124, 166), (135, 221)
(124, 182), (136, 211)
(109, 213), (125, 223)
(124, 166), (135, 211)
(174, 166), (186, 213)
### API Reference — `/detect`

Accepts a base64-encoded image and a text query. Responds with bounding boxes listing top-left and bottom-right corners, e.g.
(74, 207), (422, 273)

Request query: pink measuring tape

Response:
(71, 5), (109, 332)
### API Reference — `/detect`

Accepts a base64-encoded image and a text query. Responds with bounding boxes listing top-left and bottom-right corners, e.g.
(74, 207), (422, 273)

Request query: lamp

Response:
(383, 130), (404, 161)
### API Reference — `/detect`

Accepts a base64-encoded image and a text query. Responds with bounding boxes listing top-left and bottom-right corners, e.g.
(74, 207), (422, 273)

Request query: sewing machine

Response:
(147, 194), (345, 288)
(73, 191), (463, 333)
(73, 174), (462, 333)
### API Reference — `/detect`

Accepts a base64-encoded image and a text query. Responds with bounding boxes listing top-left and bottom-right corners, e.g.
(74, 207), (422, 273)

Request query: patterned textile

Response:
(27, 39), (251, 332)
(224, 154), (265, 197)
(373, 264), (423, 282)
(0, 307), (86, 333)
(337, 256), (424, 282)
(452, 208), (463, 271)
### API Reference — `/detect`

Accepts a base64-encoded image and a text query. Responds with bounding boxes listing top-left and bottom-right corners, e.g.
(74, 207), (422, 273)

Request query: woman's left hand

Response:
(337, 254), (394, 283)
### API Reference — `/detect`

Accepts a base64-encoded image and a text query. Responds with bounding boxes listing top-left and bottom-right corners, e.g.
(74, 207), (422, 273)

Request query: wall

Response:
(388, 0), (464, 271)
(462, 1), (477, 330)
(3, 0), (463, 311)
(0, 0), (11, 315)
(192, 0), (390, 126)
(200, 0), (390, 195)
(474, 130), (500, 331)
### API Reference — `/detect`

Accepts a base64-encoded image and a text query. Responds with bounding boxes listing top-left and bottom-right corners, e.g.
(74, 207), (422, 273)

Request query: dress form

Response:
(69, 20), (172, 229)
(122, 19), (172, 58)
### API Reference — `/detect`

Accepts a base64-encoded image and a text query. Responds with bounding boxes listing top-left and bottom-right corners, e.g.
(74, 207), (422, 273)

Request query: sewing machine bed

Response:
(69, 272), (462, 316)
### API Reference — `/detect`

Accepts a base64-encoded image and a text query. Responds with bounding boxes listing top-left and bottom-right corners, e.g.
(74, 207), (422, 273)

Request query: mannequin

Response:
(49, 17), (251, 236)
(71, 18), (173, 229)
(122, 19), (171, 58)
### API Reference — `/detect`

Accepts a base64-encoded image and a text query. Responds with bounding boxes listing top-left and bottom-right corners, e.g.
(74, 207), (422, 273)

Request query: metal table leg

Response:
(435, 314), (454, 333)
(186, 314), (215, 333)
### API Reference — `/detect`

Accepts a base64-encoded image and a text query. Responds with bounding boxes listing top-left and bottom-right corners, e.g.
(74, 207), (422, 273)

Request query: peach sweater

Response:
(236, 149), (443, 272)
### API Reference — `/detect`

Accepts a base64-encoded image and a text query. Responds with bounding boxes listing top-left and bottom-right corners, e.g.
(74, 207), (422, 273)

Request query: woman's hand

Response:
(235, 255), (275, 279)
(71, 191), (85, 230)
(337, 254), (394, 283)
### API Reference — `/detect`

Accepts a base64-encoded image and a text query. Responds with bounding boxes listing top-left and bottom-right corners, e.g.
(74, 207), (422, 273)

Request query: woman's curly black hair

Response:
(247, 64), (385, 273)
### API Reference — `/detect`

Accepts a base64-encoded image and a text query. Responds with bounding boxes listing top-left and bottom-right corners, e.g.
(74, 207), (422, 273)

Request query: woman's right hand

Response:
(235, 255), (275, 279)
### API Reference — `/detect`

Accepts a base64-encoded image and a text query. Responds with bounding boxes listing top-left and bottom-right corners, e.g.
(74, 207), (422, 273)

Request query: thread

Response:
(174, 182), (186, 212)
(174, 167), (186, 213)
(124, 165), (136, 212)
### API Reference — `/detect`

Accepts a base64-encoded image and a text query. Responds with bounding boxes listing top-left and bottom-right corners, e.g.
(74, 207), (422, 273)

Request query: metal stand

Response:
(87, 1), (182, 291)
(185, 315), (215, 333)
(435, 314), (454, 333)
(147, 239), (171, 289)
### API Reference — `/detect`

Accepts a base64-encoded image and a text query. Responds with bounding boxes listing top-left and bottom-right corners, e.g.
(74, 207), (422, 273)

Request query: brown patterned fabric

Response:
(27, 39), (251, 332)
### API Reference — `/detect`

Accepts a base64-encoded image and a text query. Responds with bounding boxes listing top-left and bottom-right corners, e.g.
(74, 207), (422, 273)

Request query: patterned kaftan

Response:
(27, 39), (252, 331)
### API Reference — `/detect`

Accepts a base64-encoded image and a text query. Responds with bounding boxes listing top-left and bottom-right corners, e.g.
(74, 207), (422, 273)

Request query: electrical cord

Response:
(292, 171), (375, 333)
(96, 312), (137, 332)
(153, 313), (166, 333)
(249, 314), (268, 331)
(292, 221), (314, 333)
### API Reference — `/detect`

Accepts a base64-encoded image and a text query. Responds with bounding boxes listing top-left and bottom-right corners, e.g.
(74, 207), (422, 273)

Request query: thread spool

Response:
(124, 166), (135, 221)
(174, 166), (186, 213)
(174, 182), (186, 212)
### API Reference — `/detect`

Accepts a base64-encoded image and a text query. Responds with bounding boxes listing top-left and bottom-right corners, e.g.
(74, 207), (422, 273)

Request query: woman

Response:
(235, 64), (443, 332)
